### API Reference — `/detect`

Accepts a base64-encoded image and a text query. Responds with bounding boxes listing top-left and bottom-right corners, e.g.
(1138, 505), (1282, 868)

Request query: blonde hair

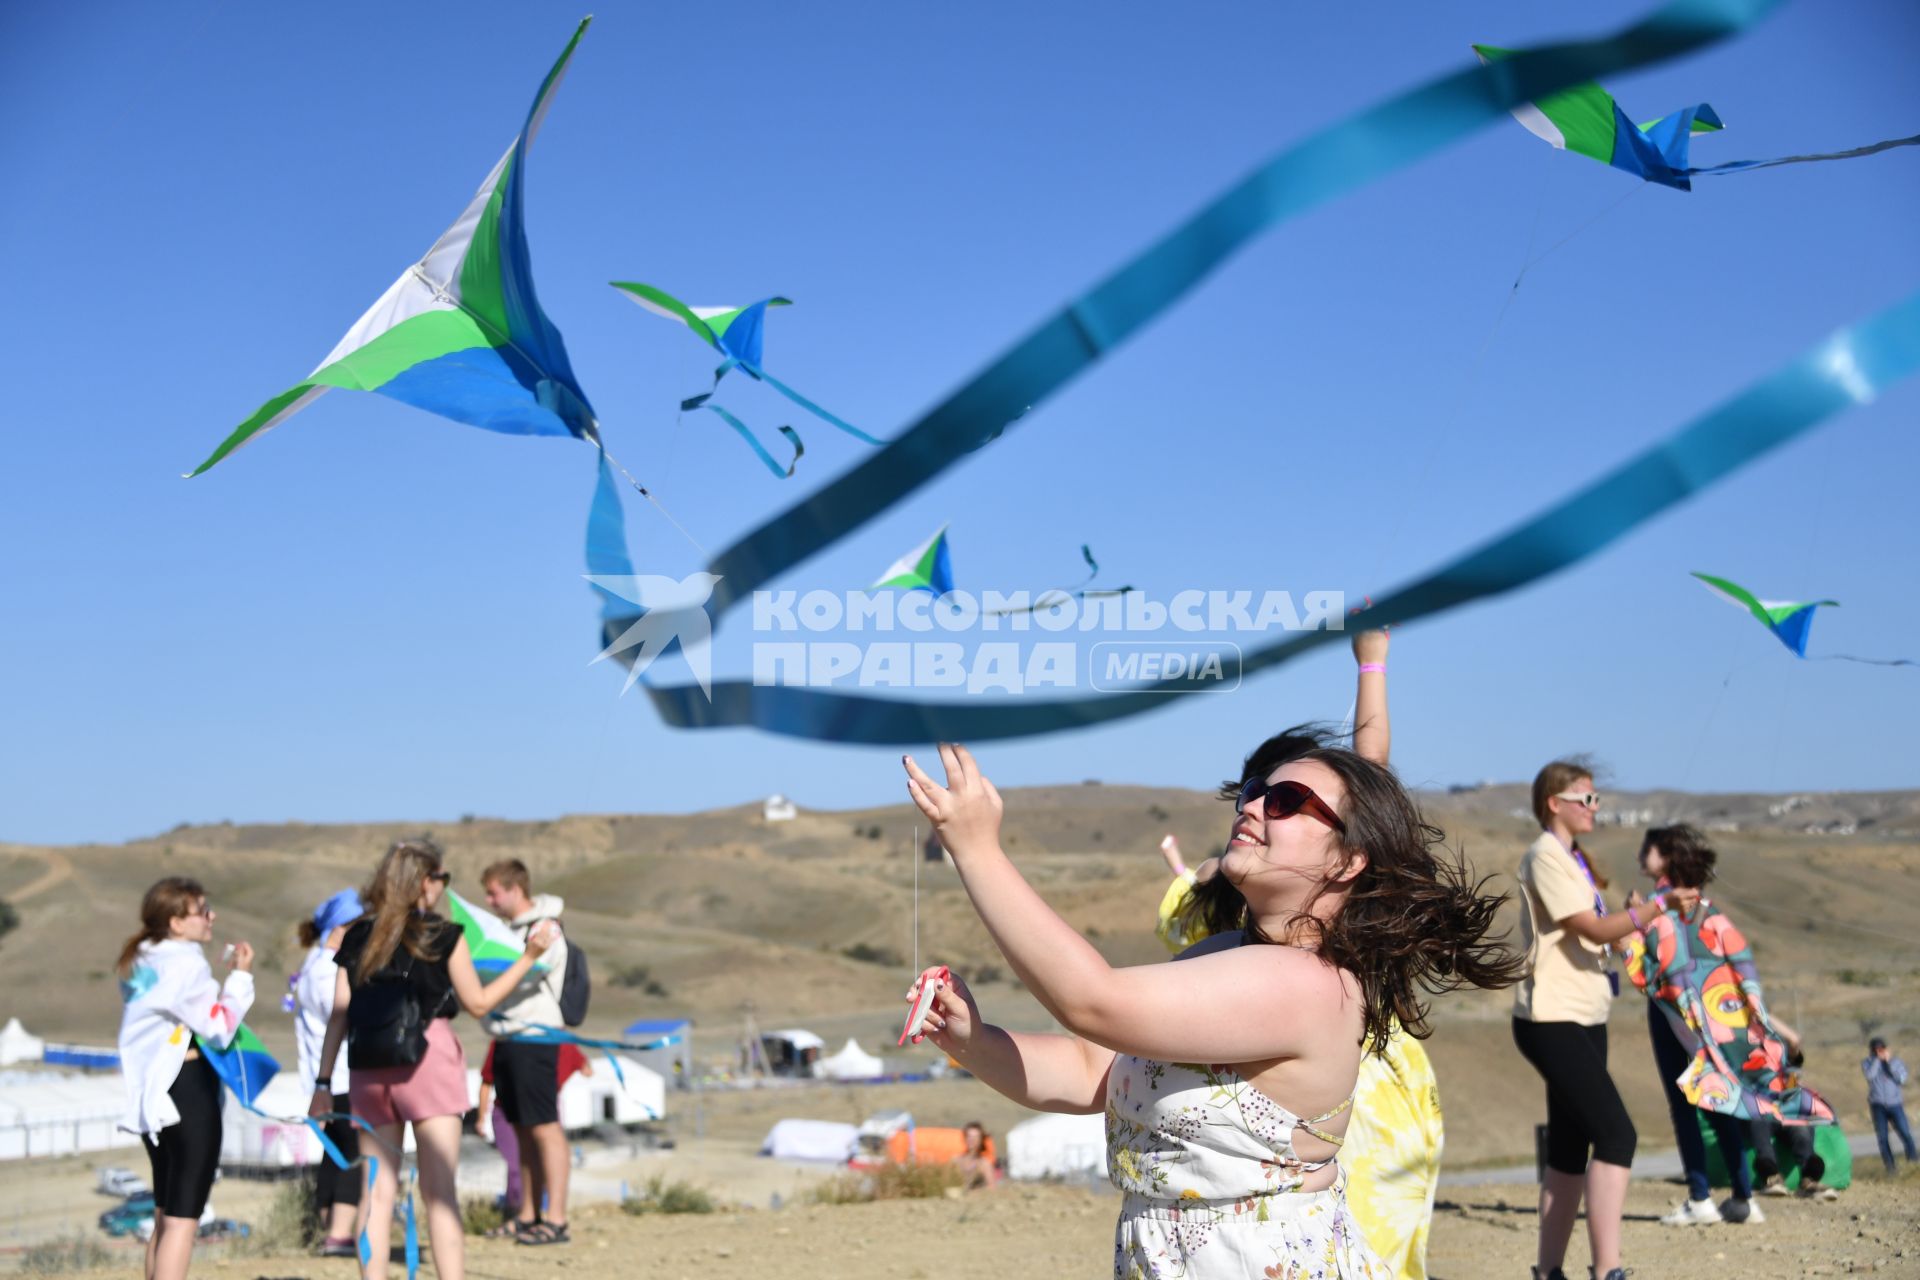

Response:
(352, 839), (447, 985)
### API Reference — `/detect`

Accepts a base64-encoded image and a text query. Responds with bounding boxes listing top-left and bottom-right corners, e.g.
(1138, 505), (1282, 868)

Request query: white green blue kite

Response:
(446, 889), (549, 977)
(187, 20), (598, 476)
(1692, 572), (1914, 667)
(874, 525), (955, 596)
(1475, 43), (1918, 192)
(611, 282), (883, 475)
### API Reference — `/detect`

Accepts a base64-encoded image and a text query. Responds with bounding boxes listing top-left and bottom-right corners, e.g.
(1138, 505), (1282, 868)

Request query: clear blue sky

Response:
(4, 0), (1917, 846)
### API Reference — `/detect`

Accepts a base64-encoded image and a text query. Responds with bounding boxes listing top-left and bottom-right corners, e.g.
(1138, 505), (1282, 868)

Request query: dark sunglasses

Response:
(1237, 777), (1347, 836)
(426, 871), (452, 885)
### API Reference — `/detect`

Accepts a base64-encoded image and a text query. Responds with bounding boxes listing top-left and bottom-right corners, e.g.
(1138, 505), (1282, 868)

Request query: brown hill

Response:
(4, 782), (1916, 1166)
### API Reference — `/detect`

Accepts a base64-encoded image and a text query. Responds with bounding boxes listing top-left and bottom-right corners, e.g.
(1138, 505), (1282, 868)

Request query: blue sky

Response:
(4, 0), (1917, 846)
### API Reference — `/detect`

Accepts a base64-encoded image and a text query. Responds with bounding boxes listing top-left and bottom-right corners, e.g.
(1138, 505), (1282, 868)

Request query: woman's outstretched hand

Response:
(903, 966), (981, 1054)
(903, 744), (1003, 861)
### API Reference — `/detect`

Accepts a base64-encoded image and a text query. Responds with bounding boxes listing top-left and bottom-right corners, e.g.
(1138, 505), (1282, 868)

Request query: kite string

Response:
(597, 444), (708, 558)
(1512, 181), (1644, 288)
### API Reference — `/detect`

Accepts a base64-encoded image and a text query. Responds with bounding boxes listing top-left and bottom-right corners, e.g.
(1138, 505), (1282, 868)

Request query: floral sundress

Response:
(1107, 1053), (1391, 1280)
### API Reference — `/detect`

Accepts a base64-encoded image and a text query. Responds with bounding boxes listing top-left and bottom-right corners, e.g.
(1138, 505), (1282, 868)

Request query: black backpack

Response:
(348, 950), (429, 1069)
(557, 939), (590, 1027)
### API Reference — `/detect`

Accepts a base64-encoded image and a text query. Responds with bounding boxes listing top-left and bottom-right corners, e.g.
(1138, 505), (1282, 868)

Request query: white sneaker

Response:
(1720, 1196), (1765, 1224)
(1661, 1197), (1723, 1226)
(1798, 1179), (1840, 1202)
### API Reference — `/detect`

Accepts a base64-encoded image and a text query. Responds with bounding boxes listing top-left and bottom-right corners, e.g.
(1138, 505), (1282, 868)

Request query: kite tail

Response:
(1689, 132), (1920, 177)
(748, 365), (886, 446)
(1815, 653), (1919, 668)
(697, 404), (805, 478)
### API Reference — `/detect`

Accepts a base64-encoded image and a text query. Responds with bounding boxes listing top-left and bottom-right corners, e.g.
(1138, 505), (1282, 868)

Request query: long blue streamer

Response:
(1691, 132), (1920, 178)
(593, 0), (1920, 741)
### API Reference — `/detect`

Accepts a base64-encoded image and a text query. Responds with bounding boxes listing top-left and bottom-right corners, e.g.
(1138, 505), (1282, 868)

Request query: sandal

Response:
(516, 1221), (570, 1246)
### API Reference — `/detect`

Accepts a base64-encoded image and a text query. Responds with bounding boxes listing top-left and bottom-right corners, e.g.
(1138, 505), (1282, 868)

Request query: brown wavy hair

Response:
(1177, 726), (1523, 1053)
(1642, 823), (1717, 889)
(352, 838), (449, 986)
(116, 878), (208, 978)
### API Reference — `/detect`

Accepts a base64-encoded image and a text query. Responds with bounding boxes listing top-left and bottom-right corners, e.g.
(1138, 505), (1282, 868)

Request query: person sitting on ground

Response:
(1750, 1106), (1838, 1201)
(956, 1120), (999, 1189)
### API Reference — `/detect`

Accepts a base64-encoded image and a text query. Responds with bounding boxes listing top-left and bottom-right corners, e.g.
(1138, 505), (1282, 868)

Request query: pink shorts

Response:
(350, 1018), (470, 1127)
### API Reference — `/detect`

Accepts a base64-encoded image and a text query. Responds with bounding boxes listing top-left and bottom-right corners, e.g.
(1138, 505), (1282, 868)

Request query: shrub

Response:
(0, 900), (19, 943)
(809, 1161), (965, 1204)
(610, 964), (670, 997)
(622, 1175), (717, 1215)
(841, 942), (903, 967)
(21, 1234), (114, 1274)
(462, 1195), (508, 1236)
(237, 1176), (317, 1255)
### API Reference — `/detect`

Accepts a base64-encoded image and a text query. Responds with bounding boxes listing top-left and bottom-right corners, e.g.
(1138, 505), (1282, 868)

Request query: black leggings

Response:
(1512, 1017), (1637, 1174)
(314, 1094), (362, 1209)
(145, 1054), (222, 1219)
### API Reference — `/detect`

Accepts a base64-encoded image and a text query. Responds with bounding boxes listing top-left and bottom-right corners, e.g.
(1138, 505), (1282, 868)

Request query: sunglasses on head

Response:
(1236, 777), (1346, 835)
(1555, 791), (1601, 810)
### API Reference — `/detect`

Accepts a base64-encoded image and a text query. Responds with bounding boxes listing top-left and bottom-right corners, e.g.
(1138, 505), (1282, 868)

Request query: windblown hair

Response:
(117, 877), (208, 978)
(1643, 823), (1717, 889)
(353, 838), (448, 986)
(480, 858), (532, 897)
(1531, 757), (1607, 890)
(1179, 725), (1524, 1053)
(297, 919), (323, 949)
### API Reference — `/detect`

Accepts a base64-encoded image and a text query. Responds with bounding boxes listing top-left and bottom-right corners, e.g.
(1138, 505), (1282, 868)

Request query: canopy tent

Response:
(622, 1018), (695, 1089)
(762, 1028), (826, 1078)
(221, 1073), (330, 1167)
(1005, 1110), (1107, 1181)
(0, 1019), (45, 1067)
(758, 1118), (858, 1163)
(817, 1037), (886, 1081)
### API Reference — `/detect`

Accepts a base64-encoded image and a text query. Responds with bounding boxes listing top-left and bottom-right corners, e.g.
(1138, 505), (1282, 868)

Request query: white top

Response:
(292, 944), (349, 1095)
(116, 939), (254, 1135)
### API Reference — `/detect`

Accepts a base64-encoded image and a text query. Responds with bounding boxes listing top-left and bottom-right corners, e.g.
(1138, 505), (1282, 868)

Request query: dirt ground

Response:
(22, 1171), (1916, 1280)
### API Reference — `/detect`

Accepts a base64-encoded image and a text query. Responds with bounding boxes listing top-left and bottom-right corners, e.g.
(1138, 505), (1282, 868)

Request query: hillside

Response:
(3, 781), (1916, 1167)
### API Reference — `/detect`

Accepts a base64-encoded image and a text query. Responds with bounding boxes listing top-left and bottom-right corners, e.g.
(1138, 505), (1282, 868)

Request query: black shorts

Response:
(1511, 1017), (1637, 1174)
(314, 1094), (362, 1209)
(492, 1041), (560, 1127)
(145, 1053), (222, 1219)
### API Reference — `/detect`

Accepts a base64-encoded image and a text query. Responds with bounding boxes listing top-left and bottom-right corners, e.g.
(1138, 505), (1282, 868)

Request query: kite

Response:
(1624, 902), (1834, 1125)
(1691, 572), (1914, 666)
(446, 889), (549, 977)
(197, 1023), (279, 1109)
(611, 282), (884, 472)
(983, 542), (1135, 617)
(1691, 572), (1835, 657)
(1475, 43), (1918, 191)
(187, 19), (598, 476)
(874, 525), (955, 596)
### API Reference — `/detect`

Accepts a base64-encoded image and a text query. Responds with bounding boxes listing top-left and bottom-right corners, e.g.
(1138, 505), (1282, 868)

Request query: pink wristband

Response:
(1358, 663), (1385, 674)
(1627, 906), (1644, 931)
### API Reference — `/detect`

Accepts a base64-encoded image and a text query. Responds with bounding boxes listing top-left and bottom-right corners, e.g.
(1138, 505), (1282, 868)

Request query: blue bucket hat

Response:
(312, 888), (364, 935)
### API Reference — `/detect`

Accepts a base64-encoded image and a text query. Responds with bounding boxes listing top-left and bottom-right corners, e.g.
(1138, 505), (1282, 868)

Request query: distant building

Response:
(763, 794), (797, 822)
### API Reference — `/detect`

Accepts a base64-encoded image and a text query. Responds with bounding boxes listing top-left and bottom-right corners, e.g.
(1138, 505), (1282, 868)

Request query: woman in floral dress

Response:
(901, 740), (1521, 1279)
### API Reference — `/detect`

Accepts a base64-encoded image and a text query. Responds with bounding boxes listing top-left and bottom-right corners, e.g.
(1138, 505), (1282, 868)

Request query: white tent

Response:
(0, 1019), (44, 1067)
(0, 1070), (136, 1160)
(221, 1073), (334, 1167)
(763, 794), (798, 821)
(817, 1038), (885, 1081)
(1006, 1111), (1107, 1181)
(758, 1118), (858, 1163)
(558, 1055), (665, 1129)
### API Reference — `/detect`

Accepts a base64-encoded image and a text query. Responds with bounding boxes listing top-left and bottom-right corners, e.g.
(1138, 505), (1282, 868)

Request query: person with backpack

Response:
(480, 858), (584, 1246)
(310, 840), (554, 1280)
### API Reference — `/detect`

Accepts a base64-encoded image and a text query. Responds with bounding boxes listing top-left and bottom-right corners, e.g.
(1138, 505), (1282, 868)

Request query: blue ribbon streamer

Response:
(1690, 132), (1920, 178)
(596, 0), (1920, 742)
(699, 403), (804, 477)
(489, 1021), (682, 1103)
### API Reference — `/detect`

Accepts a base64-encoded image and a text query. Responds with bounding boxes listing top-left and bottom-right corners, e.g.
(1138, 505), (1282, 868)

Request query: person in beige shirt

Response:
(1510, 760), (1693, 1280)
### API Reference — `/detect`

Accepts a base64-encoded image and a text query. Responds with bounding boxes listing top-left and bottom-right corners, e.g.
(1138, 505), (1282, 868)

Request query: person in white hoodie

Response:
(115, 877), (254, 1280)
(480, 858), (573, 1246)
(288, 887), (363, 1257)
